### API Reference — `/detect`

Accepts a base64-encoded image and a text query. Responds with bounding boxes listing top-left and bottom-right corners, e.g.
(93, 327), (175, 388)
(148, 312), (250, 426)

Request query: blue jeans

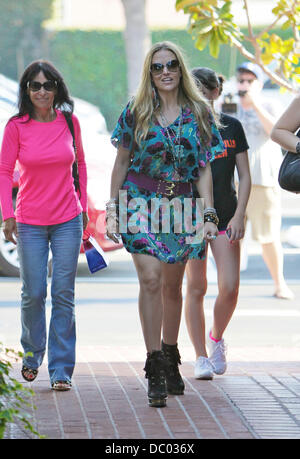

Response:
(17, 214), (83, 384)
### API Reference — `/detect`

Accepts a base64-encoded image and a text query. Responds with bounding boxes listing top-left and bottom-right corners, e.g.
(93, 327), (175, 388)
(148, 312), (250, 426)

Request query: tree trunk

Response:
(121, 0), (151, 96)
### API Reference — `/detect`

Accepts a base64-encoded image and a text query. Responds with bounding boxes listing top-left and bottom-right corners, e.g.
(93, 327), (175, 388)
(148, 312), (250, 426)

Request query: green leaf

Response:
(195, 32), (210, 51)
(176, 0), (200, 11)
(193, 18), (213, 34)
(281, 19), (291, 30)
(209, 30), (220, 58)
(260, 32), (270, 40)
(216, 26), (229, 44)
(219, 1), (232, 16)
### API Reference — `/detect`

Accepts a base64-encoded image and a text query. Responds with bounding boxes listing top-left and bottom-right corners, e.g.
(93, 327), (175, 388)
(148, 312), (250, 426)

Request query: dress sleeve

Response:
(72, 114), (88, 212)
(110, 101), (135, 151)
(197, 112), (225, 168)
(0, 120), (19, 220)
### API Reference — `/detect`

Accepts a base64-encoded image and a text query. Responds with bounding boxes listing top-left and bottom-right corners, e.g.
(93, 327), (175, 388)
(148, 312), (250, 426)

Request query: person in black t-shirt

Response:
(185, 67), (251, 380)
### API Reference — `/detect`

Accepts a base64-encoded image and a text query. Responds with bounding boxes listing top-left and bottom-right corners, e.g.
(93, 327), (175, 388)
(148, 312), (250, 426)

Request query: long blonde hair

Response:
(132, 41), (213, 145)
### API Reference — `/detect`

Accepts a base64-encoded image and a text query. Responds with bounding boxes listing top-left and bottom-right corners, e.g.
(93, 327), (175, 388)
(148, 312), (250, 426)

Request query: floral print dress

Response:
(111, 102), (224, 263)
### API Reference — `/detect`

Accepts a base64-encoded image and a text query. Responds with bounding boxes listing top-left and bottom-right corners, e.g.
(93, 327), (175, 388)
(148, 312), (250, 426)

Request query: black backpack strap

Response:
(63, 111), (76, 152)
(62, 111), (81, 197)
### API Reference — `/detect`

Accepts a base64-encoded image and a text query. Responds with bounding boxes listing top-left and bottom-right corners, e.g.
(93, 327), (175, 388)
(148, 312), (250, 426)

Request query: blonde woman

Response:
(107, 42), (224, 408)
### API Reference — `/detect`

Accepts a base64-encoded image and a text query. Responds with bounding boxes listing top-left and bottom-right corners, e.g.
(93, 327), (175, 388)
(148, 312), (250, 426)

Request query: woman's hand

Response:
(82, 211), (89, 231)
(3, 217), (18, 245)
(226, 214), (245, 243)
(204, 221), (218, 241)
(106, 214), (120, 244)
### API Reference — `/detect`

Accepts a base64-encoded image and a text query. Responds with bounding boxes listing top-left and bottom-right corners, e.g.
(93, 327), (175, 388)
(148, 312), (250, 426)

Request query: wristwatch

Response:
(296, 141), (300, 155)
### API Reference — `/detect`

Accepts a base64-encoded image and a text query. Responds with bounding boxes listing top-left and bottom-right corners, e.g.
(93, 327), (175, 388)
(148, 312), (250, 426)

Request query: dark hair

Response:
(15, 59), (74, 120)
(191, 67), (225, 95)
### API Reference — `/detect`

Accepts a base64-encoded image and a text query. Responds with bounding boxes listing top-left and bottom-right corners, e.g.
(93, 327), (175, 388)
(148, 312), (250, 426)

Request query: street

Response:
(1, 233), (300, 351)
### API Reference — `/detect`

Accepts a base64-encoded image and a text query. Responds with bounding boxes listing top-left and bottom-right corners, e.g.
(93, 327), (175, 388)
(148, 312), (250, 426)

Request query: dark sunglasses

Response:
(27, 80), (57, 92)
(237, 78), (255, 84)
(150, 59), (180, 75)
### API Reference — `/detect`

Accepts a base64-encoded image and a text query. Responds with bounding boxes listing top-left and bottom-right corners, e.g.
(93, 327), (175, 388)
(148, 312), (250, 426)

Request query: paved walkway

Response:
(5, 345), (300, 440)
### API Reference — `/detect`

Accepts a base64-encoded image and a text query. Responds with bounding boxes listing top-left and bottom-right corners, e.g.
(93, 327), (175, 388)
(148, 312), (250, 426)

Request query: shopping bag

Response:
(83, 233), (109, 273)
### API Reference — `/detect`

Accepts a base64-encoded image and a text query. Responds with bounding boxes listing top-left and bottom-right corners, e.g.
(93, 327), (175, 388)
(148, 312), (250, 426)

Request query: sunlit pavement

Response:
(2, 278), (300, 440)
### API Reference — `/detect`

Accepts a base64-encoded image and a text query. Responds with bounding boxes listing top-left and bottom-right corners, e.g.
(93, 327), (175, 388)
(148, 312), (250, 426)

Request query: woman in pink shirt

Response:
(0, 60), (88, 391)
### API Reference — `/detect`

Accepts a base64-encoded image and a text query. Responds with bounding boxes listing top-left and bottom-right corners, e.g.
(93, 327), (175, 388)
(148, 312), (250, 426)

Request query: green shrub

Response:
(49, 29), (128, 131)
(0, 343), (42, 439)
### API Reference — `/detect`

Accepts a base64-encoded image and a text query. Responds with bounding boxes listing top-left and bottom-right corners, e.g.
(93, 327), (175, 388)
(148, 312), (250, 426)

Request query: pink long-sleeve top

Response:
(0, 110), (88, 225)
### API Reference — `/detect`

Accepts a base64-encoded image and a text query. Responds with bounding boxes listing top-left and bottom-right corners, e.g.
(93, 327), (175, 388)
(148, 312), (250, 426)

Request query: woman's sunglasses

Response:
(237, 78), (255, 84)
(150, 59), (180, 75)
(27, 80), (57, 92)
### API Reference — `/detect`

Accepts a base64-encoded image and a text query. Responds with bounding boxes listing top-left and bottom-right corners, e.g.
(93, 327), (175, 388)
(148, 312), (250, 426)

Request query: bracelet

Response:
(204, 213), (219, 226)
(105, 207), (118, 216)
(106, 198), (118, 207)
(204, 211), (218, 218)
(106, 201), (119, 210)
(203, 206), (219, 226)
(204, 207), (216, 214)
(106, 203), (118, 210)
(105, 213), (118, 222)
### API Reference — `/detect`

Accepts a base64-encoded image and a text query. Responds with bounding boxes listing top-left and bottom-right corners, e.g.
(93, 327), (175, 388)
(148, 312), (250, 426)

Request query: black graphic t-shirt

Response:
(211, 113), (249, 230)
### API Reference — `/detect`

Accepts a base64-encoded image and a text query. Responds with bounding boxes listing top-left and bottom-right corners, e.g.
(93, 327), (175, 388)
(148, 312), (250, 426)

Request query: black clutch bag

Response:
(278, 129), (300, 193)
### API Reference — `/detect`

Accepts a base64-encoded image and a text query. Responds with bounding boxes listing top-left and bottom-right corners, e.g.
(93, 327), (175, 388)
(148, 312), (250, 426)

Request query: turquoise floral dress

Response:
(111, 102), (224, 263)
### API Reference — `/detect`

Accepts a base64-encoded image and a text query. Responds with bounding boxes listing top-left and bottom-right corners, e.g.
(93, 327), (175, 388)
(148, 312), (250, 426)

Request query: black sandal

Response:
(21, 365), (38, 382)
(51, 380), (72, 391)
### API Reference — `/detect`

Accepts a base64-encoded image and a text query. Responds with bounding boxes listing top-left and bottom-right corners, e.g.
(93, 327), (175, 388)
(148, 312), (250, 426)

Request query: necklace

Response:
(159, 108), (184, 180)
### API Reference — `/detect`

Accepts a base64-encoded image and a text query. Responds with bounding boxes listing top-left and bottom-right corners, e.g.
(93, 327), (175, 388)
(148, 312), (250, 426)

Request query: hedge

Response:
(1, 27), (291, 131)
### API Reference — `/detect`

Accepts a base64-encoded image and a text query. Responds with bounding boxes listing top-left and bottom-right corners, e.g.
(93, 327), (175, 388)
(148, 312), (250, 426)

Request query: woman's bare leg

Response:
(184, 258), (208, 358)
(132, 253), (163, 352)
(210, 235), (240, 340)
(161, 262), (187, 345)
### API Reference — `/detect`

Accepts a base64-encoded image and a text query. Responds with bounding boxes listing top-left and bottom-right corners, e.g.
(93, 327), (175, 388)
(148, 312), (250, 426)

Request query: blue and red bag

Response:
(82, 232), (109, 273)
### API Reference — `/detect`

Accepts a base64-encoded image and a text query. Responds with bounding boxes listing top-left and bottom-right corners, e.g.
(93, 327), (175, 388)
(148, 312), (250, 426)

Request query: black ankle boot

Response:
(144, 350), (168, 407)
(162, 341), (185, 395)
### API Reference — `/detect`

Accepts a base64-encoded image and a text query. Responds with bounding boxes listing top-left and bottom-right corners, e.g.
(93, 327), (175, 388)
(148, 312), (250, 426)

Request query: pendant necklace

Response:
(159, 108), (183, 180)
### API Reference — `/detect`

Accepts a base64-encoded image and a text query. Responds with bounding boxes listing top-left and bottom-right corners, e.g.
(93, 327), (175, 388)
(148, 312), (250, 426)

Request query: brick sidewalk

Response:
(5, 345), (300, 440)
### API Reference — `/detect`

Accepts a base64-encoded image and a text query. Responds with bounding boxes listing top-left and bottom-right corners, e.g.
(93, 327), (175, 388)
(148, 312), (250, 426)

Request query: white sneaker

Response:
(194, 356), (214, 380)
(207, 332), (227, 375)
